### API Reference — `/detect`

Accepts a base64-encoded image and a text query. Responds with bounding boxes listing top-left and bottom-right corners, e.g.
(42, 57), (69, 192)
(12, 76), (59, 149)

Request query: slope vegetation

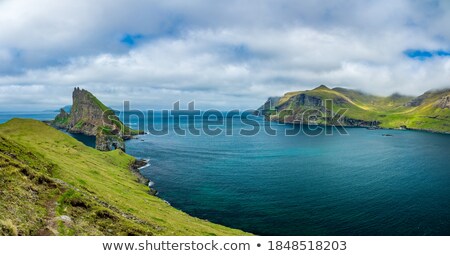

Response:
(0, 119), (248, 236)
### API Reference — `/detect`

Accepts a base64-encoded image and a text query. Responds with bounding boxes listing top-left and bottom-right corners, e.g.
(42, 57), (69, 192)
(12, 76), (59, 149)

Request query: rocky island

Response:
(52, 88), (143, 152)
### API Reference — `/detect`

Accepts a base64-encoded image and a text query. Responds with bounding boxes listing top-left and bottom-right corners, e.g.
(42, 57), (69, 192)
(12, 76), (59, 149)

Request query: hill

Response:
(0, 119), (249, 236)
(259, 85), (450, 133)
(53, 88), (142, 151)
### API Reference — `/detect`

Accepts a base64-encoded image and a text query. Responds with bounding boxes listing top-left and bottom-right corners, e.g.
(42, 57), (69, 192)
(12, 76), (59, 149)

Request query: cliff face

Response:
(259, 85), (450, 133)
(257, 96), (281, 111)
(53, 88), (139, 151)
(260, 85), (370, 127)
(66, 88), (108, 136)
(434, 95), (450, 109)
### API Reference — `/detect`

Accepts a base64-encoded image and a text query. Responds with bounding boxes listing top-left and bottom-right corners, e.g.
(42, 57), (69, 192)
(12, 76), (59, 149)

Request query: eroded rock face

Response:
(54, 108), (70, 126)
(67, 88), (108, 136)
(95, 134), (125, 151)
(258, 97), (281, 111)
(53, 87), (131, 152)
(435, 95), (450, 109)
(277, 94), (324, 111)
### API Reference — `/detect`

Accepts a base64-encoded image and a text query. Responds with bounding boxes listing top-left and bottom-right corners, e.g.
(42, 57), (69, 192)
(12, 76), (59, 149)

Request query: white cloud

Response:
(0, 0), (449, 110)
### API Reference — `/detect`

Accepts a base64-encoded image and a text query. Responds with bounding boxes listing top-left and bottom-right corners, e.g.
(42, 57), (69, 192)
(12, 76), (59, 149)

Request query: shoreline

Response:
(269, 119), (450, 135)
(130, 159), (157, 196)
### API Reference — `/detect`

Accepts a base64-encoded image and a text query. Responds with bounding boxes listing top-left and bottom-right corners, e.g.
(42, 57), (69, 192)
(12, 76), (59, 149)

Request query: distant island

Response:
(259, 85), (450, 133)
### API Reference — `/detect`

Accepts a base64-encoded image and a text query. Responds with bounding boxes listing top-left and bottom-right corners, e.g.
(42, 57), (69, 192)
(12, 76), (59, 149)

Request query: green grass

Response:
(0, 119), (249, 236)
(87, 92), (110, 112)
(74, 120), (84, 129)
(269, 86), (450, 133)
(54, 115), (69, 125)
(88, 92), (143, 135)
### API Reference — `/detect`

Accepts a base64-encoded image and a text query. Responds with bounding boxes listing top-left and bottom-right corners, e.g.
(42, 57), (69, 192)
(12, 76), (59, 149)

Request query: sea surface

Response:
(1, 112), (449, 235)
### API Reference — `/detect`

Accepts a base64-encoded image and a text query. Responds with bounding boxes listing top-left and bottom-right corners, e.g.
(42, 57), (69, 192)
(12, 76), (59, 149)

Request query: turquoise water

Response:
(126, 115), (450, 236)
(1, 113), (449, 235)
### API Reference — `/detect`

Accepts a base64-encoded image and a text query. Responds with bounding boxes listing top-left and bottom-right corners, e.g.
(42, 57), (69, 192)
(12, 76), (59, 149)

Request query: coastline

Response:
(1, 118), (250, 235)
(130, 158), (158, 196)
(269, 119), (450, 135)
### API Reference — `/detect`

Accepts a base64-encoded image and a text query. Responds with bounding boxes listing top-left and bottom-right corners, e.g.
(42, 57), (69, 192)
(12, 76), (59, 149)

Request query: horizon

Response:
(1, 84), (449, 112)
(1, 0), (450, 111)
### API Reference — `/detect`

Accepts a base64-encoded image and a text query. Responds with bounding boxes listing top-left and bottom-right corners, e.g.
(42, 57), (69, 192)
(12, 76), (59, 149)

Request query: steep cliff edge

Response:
(53, 88), (142, 151)
(259, 85), (450, 133)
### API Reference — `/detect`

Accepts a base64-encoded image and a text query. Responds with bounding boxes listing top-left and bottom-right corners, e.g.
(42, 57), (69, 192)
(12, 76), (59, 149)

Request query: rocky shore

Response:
(130, 159), (157, 196)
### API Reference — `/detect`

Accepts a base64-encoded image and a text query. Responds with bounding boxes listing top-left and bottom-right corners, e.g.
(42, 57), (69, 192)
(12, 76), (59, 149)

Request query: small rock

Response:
(148, 188), (157, 196)
(56, 215), (73, 225)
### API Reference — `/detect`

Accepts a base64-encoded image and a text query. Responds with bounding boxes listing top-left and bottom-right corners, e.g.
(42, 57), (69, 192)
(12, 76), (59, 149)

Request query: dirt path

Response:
(36, 195), (59, 236)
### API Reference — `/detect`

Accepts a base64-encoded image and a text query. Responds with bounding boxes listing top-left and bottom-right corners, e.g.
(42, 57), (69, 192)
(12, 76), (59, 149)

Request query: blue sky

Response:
(0, 0), (449, 110)
(404, 49), (450, 60)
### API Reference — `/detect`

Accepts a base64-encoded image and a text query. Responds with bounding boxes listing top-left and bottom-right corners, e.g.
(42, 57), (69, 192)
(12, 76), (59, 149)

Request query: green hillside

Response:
(261, 85), (450, 133)
(0, 119), (249, 236)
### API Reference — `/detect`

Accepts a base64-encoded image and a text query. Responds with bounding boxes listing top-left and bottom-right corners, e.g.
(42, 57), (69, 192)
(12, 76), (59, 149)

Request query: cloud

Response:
(0, 0), (449, 110)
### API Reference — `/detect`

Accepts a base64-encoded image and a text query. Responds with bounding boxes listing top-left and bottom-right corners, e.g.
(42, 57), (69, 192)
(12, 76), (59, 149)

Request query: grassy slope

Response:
(0, 119), (249, 236)
(273, 86), (450, 132)
(378, 93), (450, 132)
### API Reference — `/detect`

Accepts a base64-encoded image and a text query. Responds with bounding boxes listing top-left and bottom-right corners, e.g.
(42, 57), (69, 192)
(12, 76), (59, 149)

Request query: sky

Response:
(0, 0), (450, 111)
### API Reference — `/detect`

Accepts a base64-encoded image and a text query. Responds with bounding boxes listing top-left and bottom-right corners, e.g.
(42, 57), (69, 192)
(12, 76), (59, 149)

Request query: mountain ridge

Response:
(259, 85), (450, 133)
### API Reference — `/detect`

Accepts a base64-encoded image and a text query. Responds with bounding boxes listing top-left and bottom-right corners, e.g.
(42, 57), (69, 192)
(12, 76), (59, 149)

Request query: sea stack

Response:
(53, 87), (141, 151)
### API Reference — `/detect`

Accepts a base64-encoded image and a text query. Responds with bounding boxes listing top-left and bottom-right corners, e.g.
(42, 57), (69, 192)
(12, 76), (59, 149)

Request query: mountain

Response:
(0, 119), (248, 236)
(53, 88), (142, 151)
(259, 85), (450, 133)
(57, 105), (72, 113)
(43, 105), (72, 113)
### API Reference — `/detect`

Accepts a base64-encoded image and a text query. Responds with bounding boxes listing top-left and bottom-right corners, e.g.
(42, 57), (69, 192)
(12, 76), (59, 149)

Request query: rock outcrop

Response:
(53, 87), (141, 151)
(257, 97), (281, 111)
(435, 95), (450, 109)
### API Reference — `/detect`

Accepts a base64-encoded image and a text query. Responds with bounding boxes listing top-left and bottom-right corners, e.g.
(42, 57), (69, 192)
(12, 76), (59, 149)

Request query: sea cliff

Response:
(53, 88), (142, 151)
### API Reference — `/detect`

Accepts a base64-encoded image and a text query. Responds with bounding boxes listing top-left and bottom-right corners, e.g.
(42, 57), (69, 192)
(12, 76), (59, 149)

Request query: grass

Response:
(270, 86), (450, 133)
(87, 91), (110, 113)
(0, 119), (249, 236)
(54, 115), (69, 125)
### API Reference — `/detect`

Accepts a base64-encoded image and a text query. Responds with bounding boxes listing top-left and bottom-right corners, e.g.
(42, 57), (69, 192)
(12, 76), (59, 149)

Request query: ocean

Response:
(1, 112), (449, 235)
